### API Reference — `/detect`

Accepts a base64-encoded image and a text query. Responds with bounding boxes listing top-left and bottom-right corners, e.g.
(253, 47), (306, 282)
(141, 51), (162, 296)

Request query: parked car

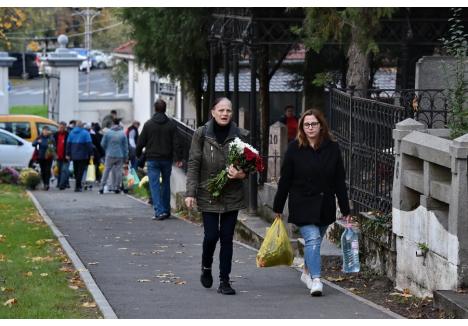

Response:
(90, 50), (113, 69)
(0, 115), (59, 143)
(8, 52), (40, 79)
(0, 128), (35, 169)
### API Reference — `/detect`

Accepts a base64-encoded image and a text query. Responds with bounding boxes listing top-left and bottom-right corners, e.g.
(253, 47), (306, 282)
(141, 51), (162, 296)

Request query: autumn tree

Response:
(301, 8), (395, 95)
(0, 8), (26, 50)
(120, 8), (212, 126)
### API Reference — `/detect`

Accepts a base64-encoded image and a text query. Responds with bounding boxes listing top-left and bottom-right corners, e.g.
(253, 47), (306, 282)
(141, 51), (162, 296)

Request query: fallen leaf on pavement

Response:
(326, 276), (345, 282)
(118, 248), (128, 250)
(82, 302), (97, 308)
(175, 251), (183, 254)
(87, 262), (99, 265)
(389, 292), (413, 298)
(3, 298), (17, 307)
(137, 279), (151, 283)
(174, 281), (186, 285)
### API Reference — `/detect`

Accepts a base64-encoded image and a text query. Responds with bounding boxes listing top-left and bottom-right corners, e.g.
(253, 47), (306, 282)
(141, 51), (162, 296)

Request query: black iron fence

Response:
(349, 88), (453, 128)
(328, 88), (410, 215)
(174, 119), (195, 173)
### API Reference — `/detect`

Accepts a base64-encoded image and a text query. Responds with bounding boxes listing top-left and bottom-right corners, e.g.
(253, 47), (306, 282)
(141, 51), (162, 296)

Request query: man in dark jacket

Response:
(66, 121), (94, 192)
(136, 99), (182, 220)
(54, 121), (70, 190)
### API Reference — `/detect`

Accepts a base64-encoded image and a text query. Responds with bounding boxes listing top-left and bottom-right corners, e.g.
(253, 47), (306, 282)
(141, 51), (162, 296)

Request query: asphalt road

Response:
(32, 187), (395, 319)
(9, 69), (129, 108)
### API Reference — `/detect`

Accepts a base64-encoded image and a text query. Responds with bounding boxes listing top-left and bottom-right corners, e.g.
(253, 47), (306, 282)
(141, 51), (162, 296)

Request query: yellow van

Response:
(0, 115), (59, 143)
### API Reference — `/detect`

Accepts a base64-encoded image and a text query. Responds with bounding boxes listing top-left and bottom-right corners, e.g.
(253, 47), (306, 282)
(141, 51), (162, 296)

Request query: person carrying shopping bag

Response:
(99, 118), (128, 194)
(273, 109), (351, 297)
(185, 97), (250, 295)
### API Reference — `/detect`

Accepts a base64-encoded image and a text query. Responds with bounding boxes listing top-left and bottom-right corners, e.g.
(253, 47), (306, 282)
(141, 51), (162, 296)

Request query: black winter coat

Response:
(136, 112), (181, 161)
(273, 138), (350, 226)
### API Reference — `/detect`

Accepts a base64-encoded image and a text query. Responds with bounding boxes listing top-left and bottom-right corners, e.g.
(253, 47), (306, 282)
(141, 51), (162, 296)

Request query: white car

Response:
(91, 50), (113, 69)
(0, 128), (34, 169)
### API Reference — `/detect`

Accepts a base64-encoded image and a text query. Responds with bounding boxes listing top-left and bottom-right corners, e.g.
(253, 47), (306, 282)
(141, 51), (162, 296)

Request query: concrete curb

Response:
(127, 193), (404, 319)
(27, 191), (118, 319)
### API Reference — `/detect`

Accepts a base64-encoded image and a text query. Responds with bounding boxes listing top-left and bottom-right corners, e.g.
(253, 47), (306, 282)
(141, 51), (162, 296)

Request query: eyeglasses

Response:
(303, 122), (320, 129)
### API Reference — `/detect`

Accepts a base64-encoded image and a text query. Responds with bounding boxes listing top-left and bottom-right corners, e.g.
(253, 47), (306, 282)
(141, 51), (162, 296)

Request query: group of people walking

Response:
(33, 97), (351, 298)
(33, 113), (141, 194)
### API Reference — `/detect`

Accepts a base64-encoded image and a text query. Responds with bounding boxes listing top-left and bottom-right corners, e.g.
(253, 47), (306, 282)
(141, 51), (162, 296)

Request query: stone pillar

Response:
(267, 121), (288, 182)
(449, 134), (468, 287)
(45, 35), (84, 123)
(392, 118), (427, 211)
(0, 52), (16, 114)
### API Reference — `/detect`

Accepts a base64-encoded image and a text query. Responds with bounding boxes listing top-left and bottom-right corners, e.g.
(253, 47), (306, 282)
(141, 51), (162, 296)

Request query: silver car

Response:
(0, 128), (34, 169)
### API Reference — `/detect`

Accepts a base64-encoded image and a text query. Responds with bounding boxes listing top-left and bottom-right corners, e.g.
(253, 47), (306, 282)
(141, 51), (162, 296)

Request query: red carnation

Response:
(244, 147), (257, 161)
(256, 156), (264, 172)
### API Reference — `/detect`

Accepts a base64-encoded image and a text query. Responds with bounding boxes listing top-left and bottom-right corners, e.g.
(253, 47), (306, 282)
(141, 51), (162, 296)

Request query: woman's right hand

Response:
(274, 213), (282, 219)
(185, 197), (196, 209)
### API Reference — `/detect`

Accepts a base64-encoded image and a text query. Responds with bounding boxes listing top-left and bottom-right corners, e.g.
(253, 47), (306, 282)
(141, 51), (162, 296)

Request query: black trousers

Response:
(202, 210), (238, 282)
(38, 159), (52, 186)
(73, 159), (88, 190)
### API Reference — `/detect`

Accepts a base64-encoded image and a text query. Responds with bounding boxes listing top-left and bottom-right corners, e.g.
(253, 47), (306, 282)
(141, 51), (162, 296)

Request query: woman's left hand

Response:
(227, 164), (246, 179)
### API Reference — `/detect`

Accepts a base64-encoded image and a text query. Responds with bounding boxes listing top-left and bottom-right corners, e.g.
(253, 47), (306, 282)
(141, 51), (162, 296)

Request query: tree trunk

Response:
(258, 45), (270, 184)
(346, 26), (370, 97)
(303, 49), (326, 112)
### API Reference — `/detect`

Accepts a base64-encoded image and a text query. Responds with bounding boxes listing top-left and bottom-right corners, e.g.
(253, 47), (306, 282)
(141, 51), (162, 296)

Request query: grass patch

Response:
(0, 184), (102, 318)
(9, 105), (48, 118)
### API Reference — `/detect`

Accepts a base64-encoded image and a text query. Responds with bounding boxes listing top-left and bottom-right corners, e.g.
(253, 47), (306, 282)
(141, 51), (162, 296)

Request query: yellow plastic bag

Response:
(98, 162), (105, 175)
(86, 158), (96, 182)
(256, 218), (294, 268)
(53, 164), (59, 177)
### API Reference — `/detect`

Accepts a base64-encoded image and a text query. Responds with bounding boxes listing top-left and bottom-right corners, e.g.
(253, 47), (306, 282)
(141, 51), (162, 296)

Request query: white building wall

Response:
(133, 63), (152, 126)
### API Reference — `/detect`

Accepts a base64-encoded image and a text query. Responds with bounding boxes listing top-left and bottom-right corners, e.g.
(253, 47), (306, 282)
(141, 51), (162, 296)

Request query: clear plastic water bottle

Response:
(341, 225), (360, 273)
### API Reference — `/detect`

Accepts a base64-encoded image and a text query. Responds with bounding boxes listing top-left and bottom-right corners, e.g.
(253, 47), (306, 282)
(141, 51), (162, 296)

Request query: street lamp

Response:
(72, 7), (102, 96)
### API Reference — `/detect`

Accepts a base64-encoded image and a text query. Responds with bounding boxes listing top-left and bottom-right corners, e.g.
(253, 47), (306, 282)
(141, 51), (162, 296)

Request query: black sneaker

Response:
(200, 267), (213, 288)
(114, 190), (120, 194)
(217, 281), (236, 295)
(98, 189), (104, 195)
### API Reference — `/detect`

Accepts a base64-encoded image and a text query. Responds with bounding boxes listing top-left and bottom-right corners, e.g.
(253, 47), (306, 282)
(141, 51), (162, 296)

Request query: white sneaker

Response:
(300, 272), (313, 290)
(310, 278), (323, 296)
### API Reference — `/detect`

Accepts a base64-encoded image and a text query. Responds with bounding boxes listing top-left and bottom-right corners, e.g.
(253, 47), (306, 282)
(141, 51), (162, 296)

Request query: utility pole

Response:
(72, 7), (101, 96)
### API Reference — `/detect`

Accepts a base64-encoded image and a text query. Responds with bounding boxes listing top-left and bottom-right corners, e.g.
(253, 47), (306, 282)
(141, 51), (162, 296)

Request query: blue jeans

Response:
(147, 159), (172, 216)
(56, 160), (70, 189)
(299, 224), (329, 279)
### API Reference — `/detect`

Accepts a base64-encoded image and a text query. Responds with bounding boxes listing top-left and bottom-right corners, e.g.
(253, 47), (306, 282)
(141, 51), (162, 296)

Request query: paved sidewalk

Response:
(31, 187), (398, 319)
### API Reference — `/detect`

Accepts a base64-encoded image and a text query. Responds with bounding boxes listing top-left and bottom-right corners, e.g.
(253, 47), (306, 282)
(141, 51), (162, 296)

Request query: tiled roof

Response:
(113, 41), (136, 55)
(214, 68), (302, 92)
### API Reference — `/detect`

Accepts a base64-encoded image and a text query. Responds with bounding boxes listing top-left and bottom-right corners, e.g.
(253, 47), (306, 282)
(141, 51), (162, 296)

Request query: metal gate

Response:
(328, 88), (409, 214)
(46, 72), (60, 121)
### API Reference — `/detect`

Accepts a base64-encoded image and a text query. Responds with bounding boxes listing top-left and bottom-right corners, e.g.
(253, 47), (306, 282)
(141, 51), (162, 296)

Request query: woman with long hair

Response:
(273, 108), (351, 296)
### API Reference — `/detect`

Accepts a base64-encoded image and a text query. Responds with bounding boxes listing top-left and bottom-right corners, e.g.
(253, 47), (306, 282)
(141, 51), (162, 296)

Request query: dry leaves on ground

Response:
(30, 256), (54, 262)
(0, 234), (6, 243)
(3, 298), (17, 307)
(82, 302), (97, 308)
(137, 279), (151, 283)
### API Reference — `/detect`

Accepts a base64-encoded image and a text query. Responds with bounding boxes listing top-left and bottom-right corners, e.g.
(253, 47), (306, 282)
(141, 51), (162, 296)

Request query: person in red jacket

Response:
(54, 122), (70, 190)
(279, 105), (298, 142)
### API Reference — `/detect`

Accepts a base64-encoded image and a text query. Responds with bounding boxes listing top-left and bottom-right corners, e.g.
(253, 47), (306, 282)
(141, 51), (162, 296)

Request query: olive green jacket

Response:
(186, 120), (249, 213)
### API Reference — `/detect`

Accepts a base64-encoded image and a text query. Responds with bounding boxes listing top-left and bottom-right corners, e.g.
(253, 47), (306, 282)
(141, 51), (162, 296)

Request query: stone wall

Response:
(392, 118), (468, 297)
